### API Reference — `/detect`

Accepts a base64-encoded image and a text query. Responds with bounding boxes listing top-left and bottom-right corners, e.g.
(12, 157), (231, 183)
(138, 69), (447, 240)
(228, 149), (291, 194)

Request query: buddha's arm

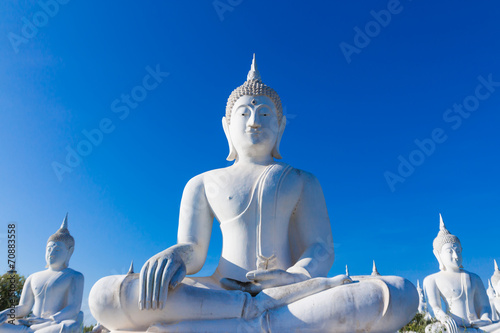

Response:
(176, 174), (215, 274)
(50, 272), (84, 322)
(287, 173), (334, 278)
(472, 274), (493, 321)
(140, 174), (214, 310)
(7, 276), (34, 319)
(423, 276), (448, 321)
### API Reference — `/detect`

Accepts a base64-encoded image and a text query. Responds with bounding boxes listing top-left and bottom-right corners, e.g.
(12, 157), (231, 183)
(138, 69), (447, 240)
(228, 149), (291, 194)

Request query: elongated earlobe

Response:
(222, 117), (237, 161)
(433, 249), (445, 271)
(272, 116), (286, 159)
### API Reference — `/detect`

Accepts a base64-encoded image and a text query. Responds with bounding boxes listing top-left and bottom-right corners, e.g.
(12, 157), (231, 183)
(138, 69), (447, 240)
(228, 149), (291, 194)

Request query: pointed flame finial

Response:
(495, 259), (499, 272)
(417, 280), (421, 289)
(61, 212), (69, 231)
(439, 213), (446, 231)
(128, 260), (134, 275)
(246, 53), (261, 81)
(345, 265), (349, 276)
(372, 260), (380, 276)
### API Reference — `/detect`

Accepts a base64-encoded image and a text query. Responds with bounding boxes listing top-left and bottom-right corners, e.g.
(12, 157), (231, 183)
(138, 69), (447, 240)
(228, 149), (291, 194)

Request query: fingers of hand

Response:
(145, 260), (159, 309)
(170, 262), (186, 289)
(246, 269), (284, 281)
(158, 260), (180, 309)
(152, 259), (168, 310)
(139, 261), (149, 310)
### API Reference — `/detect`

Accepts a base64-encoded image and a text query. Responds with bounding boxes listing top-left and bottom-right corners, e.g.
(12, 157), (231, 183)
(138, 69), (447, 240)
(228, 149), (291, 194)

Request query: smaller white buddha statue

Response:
(489, 260), (500, 322)
(424, 214), (500, 333)
(0, 214), (84, 333)
(487, 279), (499, 322)
(417, 280), (432, 320)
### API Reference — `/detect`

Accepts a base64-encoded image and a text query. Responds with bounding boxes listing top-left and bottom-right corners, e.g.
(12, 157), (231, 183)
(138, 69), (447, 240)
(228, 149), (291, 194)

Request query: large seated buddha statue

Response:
(424, 215), (500, 333)
(89, 55), (418, 333)
(0, 215), (84, 333)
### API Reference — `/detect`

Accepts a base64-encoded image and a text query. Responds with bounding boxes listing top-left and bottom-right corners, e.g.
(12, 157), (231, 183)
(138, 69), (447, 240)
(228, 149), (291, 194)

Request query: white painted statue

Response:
(489, 261), (500, 322)
(0, 214), (84, 333)
(416, 280), (432, 321)
(424, 214), (500, 333)
(488, 279), (499, 322)
(89, 55), (418, 332)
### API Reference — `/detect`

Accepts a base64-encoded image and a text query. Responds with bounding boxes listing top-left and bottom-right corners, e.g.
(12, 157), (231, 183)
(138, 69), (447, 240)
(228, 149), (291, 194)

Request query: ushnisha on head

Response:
(225, 54), (283, 125)
(433, 214), (463, 271)
(46, 213), (75, 270)
(223, 54), (287, 162)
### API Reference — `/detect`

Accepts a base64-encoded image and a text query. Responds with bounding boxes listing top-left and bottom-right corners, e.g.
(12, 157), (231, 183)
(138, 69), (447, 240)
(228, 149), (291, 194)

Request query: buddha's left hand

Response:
(221, 269), (308, 295)
(246, 269), (308, 288)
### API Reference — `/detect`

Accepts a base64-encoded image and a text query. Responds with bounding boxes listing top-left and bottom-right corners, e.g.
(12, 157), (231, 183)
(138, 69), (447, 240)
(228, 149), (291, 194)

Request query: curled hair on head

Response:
(48, 213), (75, 250)
(433, 214), (461, 254)
(225, 55), (283, 124)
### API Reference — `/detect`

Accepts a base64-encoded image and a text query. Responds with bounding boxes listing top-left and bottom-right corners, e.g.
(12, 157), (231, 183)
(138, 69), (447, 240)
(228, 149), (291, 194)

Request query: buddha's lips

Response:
(246, 130), (261, 134)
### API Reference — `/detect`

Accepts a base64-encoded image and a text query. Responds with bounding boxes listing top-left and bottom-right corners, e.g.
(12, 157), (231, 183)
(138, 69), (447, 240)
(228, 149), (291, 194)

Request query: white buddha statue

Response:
(0, 214), (84, 333)
(89, 55), (418, 333)
(424, 214), (500, 333)
(417, 280), (432, 321)
(489, 260), (500, 321)
(487, 279), (499, 322)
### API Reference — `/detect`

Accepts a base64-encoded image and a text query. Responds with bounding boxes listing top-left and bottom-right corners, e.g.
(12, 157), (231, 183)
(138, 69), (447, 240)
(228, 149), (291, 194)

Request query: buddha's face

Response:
(439, 242), (462, 272)
(229, 95), (279, 159)
(46, 241), (72, 270)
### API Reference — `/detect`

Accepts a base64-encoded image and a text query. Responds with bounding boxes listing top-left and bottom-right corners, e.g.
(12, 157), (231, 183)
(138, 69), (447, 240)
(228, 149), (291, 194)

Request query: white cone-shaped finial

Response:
(345, 265), (349, 276)
(417, 280), (421, 289)
(127, 260), (134, 275)
(61, 212), (69, 231)
(246, 53), (261, 81)
(372, 260), (380, 276)
(495, 259), (499, 272)
(439, 213), (446, 231)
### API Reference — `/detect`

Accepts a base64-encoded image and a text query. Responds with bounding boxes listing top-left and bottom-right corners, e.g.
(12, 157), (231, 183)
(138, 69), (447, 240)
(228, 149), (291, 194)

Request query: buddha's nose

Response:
(247, 113), (261, 128)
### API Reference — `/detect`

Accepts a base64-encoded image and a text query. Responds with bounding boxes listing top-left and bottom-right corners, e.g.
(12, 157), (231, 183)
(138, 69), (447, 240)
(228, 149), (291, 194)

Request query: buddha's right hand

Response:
(139, 249), (186, 311)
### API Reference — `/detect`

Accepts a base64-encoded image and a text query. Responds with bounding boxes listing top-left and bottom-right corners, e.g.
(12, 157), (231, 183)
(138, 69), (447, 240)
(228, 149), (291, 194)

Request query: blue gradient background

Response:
(1, 0), (499, 324)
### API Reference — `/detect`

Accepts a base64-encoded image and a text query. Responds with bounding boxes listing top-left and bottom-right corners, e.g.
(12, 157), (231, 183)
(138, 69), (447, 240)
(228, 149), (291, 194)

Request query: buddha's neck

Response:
(235, 155), (275, 166)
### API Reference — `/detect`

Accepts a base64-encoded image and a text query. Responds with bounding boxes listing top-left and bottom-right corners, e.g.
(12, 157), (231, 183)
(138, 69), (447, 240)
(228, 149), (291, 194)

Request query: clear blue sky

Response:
(1, 0), (499, 325)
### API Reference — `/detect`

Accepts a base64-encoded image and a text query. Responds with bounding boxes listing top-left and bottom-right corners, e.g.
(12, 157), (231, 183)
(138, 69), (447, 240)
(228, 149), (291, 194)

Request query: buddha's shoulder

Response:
(423, 272), (440, 285)
(65, 268), (84, 278)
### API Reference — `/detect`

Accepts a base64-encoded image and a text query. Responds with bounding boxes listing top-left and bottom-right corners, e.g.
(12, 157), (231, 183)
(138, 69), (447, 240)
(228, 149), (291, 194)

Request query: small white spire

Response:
(495, 259), (499, 272)
(246, 53), (261, 81)
(439, 213), (445, 231)
(345, 265), (349, 276)
(128, 260), (134, 275)
(61, 212), (69, 231)
(371, 260), (380, 276)
(417, 280), (421, 290)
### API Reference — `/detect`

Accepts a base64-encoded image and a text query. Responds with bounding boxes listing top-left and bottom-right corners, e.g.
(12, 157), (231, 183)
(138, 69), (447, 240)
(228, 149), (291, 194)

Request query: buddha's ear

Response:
(222, 117), (237, 161)
(272, 116), (286, 159)
(433, 249), (445, 271)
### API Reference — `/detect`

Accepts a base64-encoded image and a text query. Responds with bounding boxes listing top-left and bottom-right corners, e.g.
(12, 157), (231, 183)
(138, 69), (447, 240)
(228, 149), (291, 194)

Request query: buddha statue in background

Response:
(489, 260), (500, 321)
(89, 55), (418, 333)
(417, 280), (432, 320)
(0, 215), (84, 333)
(424, 214), (500, 333)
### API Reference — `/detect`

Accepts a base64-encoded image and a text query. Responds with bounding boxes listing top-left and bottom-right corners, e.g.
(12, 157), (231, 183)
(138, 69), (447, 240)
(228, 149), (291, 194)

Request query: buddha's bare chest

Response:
(205, 167), (302, 222)
(32, 271), (70, 297)
(437, 275), (464, 300)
